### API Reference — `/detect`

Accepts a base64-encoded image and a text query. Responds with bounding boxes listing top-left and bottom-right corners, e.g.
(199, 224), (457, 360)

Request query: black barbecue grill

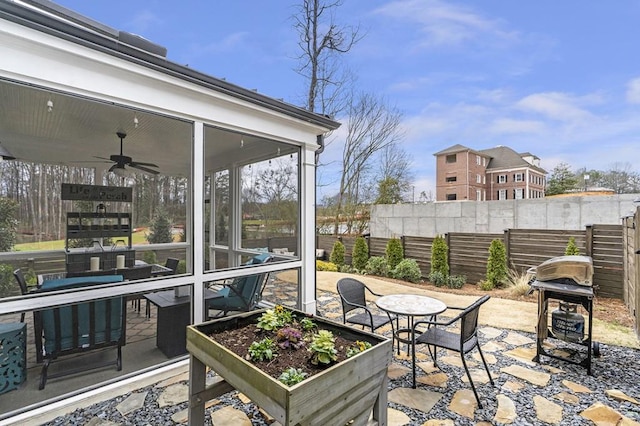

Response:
(528, 255), (601, 374)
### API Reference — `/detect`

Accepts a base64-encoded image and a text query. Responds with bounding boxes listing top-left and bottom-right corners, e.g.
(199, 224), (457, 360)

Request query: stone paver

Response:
(387, 407), (411, 425)
(554, 391), (580, 404)
(423, 419), (454, 426)
(115, 391), (147, 416)
(417, 372), (448, 388)
(388, 387), (443, 413)
(388, 363), (411, 380)
(501, 380), (525, 393)
(478, 326), (503, 339)
(210, 406), (252, 425)
(157, 383), (189, 408)
(448, 389), (477, 419)
(580, 402), (640, 426)
(533, 395), (563, 425)
(503, 346), (537, 366)
(606, 389), (640, 405)
(493, 394), (517, 424)
(501, 364), (551, 387)
(502, 331), (535, 346)
(562, 379), (592, 393)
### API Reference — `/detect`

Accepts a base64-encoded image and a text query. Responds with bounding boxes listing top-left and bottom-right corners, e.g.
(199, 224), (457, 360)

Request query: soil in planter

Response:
(209, 323), (356, 382)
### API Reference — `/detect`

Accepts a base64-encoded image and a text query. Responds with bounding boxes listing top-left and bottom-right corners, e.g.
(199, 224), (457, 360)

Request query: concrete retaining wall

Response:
(370, 194), (639, 238)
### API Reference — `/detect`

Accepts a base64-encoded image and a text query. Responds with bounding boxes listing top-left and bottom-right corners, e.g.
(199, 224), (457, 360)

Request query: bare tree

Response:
(376, 144), (413, 203)
(293, 0), (362, 116)
(333, 92), (403, 234)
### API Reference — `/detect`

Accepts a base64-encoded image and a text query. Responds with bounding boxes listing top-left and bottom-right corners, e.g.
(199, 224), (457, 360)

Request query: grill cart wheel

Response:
(593, 341), (601, 358)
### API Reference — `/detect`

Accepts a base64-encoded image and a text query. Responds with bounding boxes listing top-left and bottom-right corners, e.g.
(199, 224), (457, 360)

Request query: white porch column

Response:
(192, 122), (205, 322)
(300, 144), (317, 314)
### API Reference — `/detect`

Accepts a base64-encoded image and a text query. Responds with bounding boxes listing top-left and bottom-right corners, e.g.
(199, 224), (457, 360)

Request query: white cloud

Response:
(373, 0), (517, 48)
(515, 92), (595, 123)
(489, 118), (546, 134)
(626, 77), (640, 104)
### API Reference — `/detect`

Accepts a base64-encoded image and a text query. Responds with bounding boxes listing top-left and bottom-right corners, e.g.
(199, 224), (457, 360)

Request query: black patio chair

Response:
(411, 294), (494, 408)
(13, 268), (29, 322)
(337, 277), (397, 338)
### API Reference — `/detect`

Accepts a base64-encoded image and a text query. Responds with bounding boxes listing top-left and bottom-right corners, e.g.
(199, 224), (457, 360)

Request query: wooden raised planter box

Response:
(186, 309), (393, 426)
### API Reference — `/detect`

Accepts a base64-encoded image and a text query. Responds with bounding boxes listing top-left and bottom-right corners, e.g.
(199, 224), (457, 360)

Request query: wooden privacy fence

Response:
(317, 223), (625, 300)
(622, 210), (639, 338)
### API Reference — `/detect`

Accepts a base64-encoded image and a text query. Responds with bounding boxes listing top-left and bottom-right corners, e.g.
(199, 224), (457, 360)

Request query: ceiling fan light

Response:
(0, 143), (16, 161)
(112, 166), (129, 177)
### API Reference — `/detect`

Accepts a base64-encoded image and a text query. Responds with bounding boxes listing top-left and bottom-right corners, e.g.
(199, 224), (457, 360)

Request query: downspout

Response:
(314, 134), (324, 309)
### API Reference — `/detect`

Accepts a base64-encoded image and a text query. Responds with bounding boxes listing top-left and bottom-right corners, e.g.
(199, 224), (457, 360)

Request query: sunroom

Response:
(0, 0), (339, 421)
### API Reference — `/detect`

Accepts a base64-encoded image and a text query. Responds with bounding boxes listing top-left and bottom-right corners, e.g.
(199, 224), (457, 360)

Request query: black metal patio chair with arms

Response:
(337, 277), (397, 339)
(411, 294), (494, 408)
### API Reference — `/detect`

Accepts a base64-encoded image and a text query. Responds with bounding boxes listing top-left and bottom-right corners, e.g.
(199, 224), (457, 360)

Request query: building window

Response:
(483, 158), (486, 166)
(514, 173), (524, 182)
(446, 193), (457, 200)
(476, 174), (481, 183)
(498, 189), (507, 200)
(483, 175), (486, 184)
(446, 176), (457, 183)
(514, 188), (524, 199)
(476, 155), (481, 165)
(446, 154), (456, 163)
(476, 189), (482, 200)
(498, 175), (507, 183)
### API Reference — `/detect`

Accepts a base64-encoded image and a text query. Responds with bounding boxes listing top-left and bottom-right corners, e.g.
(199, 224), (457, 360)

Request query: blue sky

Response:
(54, 0), (640, 199)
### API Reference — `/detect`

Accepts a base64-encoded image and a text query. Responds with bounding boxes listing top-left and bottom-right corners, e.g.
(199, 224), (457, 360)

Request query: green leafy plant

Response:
(477, 279), (494, 291)
(0, 263), (15, 298)
(428, 271), (448, 287)
(391, 258), (422, 283)
(430, 234), (449, 278)
(257, 305), (293, 331)
(248, 338), (276, 361)
(565, 237), (580, 255)
(329, 240), (345, 268)
(364, 256), (389, 277)
(486, 239), (508, 288)
(351, 236), (369, 272)
(316, 260), (338, 271)
(308, 330), (338, 365)
(146, 208), (173, 244)
(385, 238), (404, 270)
(298, 317), (316, 332)
(447, 274), (466, 289)
(276, 327), (305, 350)
(346, 340), (372, 358)
(278, 367), (308, 386)
(0, 197), (19, 251)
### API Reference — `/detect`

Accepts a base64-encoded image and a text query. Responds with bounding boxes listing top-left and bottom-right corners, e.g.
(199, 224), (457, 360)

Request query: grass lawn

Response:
(15, 230), (150, 251)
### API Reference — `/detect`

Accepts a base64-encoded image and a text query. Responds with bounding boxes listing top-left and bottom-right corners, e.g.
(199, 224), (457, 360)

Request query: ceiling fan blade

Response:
(130, 160), (159, 168)
(93, 156), (112, 161)
(129, 163), (159, 175)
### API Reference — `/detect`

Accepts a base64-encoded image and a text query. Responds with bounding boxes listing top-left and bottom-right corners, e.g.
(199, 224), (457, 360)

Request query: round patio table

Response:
(376, 294), (447, 387)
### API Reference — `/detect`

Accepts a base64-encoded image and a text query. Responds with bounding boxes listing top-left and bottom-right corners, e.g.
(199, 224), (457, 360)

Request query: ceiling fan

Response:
(96, 132), (159, 176)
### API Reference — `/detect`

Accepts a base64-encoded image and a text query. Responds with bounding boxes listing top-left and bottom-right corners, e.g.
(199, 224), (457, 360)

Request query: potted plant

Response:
(186, 306), (392, 425)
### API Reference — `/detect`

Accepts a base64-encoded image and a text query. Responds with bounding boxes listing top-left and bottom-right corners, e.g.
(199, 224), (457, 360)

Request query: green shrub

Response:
(486, 239), (508, 287)
(391, 259), (422, 283)
(329, 240), (345, 268)
(478, 279), (494, 291)
(316, 260), (338, 272)
(428, 271), (448, 287)
(351, 236), (369, 271)
(564, 237), (580, 255)
(385, 238), (404, 270)
(339, 264), (356, 273)
(177, 260), (187, 274)
(146, 208), (173, 244)
(430, 235), (449, 278)
(448, 274), (466, 289)
(0, 263), (15, 297)
(365, 256), (389, 277)
(143, 250), (157, 265)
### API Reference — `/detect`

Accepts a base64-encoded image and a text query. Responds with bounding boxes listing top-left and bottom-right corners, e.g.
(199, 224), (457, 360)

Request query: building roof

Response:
(0, 0), (340, 131)
(480, 146), (546, 173)
(433, 144), (484, 156)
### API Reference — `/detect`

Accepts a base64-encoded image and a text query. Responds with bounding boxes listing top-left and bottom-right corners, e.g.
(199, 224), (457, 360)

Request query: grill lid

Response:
(530, 255), (594, 286)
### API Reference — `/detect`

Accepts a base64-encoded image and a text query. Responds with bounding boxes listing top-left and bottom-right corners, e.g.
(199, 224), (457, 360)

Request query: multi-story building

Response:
(434, 144), (546, 201)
